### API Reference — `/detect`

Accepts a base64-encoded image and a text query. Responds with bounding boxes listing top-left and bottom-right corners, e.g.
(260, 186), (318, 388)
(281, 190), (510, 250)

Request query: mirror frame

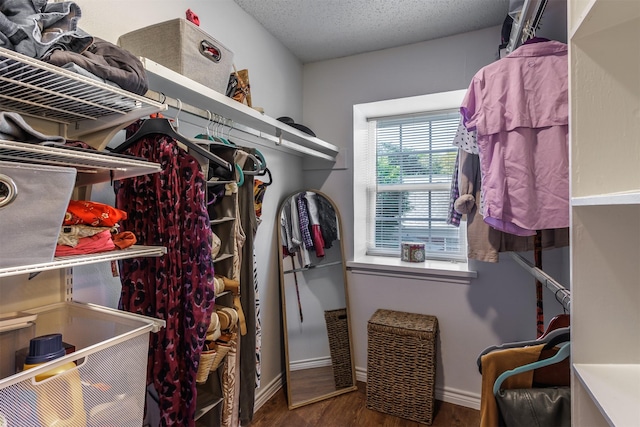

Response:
(276, 189), (357, 409)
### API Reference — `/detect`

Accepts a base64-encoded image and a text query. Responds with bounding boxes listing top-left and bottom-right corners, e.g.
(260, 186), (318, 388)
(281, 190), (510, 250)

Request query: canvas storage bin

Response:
(0, 160), (76, 269)
(118, 18), (234, 94)
(366, 309), (438, 425)
(0, 302), (163, 426)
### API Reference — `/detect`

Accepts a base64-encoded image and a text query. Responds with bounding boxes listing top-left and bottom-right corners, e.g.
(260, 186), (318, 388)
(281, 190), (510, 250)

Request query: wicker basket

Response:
(196, 346), (216, 384)
(366, 309), (438, 425)
(324, 308), (354, 389)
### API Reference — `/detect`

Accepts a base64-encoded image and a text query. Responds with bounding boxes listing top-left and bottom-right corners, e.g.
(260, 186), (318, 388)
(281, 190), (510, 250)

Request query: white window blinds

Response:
(366, 110), (466, 261)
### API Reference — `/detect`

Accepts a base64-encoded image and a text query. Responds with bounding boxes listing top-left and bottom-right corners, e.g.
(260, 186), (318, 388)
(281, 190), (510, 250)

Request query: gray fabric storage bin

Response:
(0, 161), (76, 268)
(118, 19), (234, 94)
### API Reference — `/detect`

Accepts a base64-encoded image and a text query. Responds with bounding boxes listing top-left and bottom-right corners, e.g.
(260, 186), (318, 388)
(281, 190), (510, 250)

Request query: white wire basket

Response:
(0, 302), (164, 427)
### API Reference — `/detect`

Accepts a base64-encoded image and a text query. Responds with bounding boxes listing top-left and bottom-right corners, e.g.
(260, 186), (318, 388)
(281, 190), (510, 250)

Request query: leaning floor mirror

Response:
(277, 190), (357, 409)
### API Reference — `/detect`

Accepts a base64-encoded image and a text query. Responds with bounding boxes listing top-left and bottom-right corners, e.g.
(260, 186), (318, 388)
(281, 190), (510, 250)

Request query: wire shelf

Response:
(0, 140), (161, 186)
(0, 47), (164, 138)
(0, 245), (166, 278)
(0, 46), (154, 122)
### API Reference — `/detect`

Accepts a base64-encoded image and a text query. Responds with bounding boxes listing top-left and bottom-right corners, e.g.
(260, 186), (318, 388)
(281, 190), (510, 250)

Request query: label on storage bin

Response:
(401, 242), (425, 262)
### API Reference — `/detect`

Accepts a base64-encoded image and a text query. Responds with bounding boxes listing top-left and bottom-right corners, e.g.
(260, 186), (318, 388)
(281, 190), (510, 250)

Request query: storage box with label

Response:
(118, 18), (235, 94)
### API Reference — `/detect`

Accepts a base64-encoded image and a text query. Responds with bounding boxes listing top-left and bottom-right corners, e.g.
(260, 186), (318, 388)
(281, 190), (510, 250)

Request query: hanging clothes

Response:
(314, 193), (339, 248)
(114, 120), (216, 427)
(461, 40), (569, 236)
(454, 146), (568, 262)
(304, 191), (325, 257)
(480, 345), (546, 427)
(288, 194), (311, 267)
(296, 193), (314, 250)
(480, 344), (571, 427)
(446, 150), (463, 227)
(236, 148), (259, 426)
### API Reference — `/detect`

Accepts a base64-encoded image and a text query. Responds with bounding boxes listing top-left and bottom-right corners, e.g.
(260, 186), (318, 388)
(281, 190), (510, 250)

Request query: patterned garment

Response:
(304, 192), (325, 257)
(253, 179), (267, 223)
(115, 121), (216, 427)
(452, 117), (479, 154)
(447, 150), (462, 227)
(296, 193), (314, 249)
(253, 251), (261, 388)
(221, 336), (239, 427)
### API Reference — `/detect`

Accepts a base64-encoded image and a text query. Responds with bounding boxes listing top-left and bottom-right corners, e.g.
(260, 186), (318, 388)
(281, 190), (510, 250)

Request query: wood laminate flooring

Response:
(250, 381), (480, 427)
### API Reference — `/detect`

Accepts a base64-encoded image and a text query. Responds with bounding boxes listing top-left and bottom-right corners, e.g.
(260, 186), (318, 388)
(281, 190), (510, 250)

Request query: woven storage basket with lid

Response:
(366, 309), (438, 425)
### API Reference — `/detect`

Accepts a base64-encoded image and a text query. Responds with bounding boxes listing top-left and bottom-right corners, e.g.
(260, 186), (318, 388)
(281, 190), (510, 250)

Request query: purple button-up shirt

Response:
(461, 40), (569, 236)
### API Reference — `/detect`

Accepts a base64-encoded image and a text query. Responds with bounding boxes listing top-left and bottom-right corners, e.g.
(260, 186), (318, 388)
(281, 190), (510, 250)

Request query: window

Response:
(353, 90), (467, 263)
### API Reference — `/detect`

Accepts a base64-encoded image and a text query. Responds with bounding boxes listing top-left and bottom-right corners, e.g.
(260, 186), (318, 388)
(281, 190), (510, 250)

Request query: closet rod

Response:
(283, 260), (343, 274)
(509, 252), (571, 312)
(507, 0), (548, 53)
(144, 90), (335, 161)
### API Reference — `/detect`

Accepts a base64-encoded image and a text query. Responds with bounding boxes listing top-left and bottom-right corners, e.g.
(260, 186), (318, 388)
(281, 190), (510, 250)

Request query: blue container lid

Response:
(25, 333), (66, 364)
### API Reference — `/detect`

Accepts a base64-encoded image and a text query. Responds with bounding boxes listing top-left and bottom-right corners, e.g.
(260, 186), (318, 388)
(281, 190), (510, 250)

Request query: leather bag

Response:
(496, 386), (570, 427)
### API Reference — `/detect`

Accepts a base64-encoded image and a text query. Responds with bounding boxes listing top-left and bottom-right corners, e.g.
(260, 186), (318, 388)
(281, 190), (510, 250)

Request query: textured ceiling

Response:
(233, 0), (509, 63)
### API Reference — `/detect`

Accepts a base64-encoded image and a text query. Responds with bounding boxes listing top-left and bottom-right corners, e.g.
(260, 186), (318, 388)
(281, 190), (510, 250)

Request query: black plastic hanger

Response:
(256, 167), (272, 186)
(113, 118), (234, 175)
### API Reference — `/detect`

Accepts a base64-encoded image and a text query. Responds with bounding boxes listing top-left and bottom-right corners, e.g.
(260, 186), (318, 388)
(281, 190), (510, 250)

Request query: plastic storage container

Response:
(118, 18), (234, 94)
(22, 333), (86, 427)
(0, 302), (164, 427)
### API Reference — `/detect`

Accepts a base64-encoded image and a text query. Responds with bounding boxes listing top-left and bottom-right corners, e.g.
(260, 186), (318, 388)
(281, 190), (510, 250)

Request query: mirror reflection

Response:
(277, 190), (357, 409)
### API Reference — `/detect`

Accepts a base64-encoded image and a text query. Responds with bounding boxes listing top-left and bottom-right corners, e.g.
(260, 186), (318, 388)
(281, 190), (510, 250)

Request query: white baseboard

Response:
(355, 365), (481, 410)
(253, 374), (284, 413)
(436, 387), (481, 410)
(289, 356), (332, 371)
(255, 368), (481, 414)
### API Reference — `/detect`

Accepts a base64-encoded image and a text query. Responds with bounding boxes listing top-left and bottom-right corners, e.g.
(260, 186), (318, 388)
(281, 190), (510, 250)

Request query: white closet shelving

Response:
(0, 46), (166, 305)
(0, 47), (166, 149)
(0, 45), (170, 427)
(569, 1), (640, 426)
(141, 57), (340, 161)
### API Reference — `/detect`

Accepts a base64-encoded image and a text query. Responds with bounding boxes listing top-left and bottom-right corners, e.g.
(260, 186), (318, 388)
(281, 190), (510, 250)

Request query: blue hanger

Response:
(477, 327), (570, 373)
(493, 342), (570, 396)
(254, 149), (267, 169)
(235, 164), (244, 186)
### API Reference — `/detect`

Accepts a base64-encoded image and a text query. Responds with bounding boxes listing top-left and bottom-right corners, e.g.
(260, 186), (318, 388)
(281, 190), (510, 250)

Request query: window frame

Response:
(352, 89), (471, 272)
(369, 110), (464, 260)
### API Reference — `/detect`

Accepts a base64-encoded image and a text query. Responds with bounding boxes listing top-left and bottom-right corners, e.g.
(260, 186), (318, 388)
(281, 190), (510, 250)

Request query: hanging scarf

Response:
(115, 120), (216, 427)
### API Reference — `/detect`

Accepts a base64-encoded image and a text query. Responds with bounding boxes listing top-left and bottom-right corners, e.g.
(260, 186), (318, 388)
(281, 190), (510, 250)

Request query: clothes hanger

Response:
(256, 167), (272, 186)
(195, 112), (235, 148)
(194, 111), (230, 147)
(493, 342), (570, 396)
(239, 151), (266, 175)
(194, 112), (246, 186)
(113, 103), (234, 176)
(477, 326), (570, 373)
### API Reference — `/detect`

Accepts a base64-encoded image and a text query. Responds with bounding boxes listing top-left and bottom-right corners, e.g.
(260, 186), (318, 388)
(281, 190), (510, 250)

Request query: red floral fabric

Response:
(64, 200), (127, 227)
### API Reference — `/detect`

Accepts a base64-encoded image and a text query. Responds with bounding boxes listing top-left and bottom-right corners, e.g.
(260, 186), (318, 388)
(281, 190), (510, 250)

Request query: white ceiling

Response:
(232, 0), (510, 63)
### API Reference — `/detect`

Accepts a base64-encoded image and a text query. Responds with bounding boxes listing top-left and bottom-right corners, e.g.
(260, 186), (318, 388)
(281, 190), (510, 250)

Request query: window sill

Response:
(347, 255), (477, 284)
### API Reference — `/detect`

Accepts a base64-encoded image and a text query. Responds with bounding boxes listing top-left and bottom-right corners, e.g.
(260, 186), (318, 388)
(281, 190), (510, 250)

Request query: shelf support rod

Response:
(509, 252), (571, 313)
